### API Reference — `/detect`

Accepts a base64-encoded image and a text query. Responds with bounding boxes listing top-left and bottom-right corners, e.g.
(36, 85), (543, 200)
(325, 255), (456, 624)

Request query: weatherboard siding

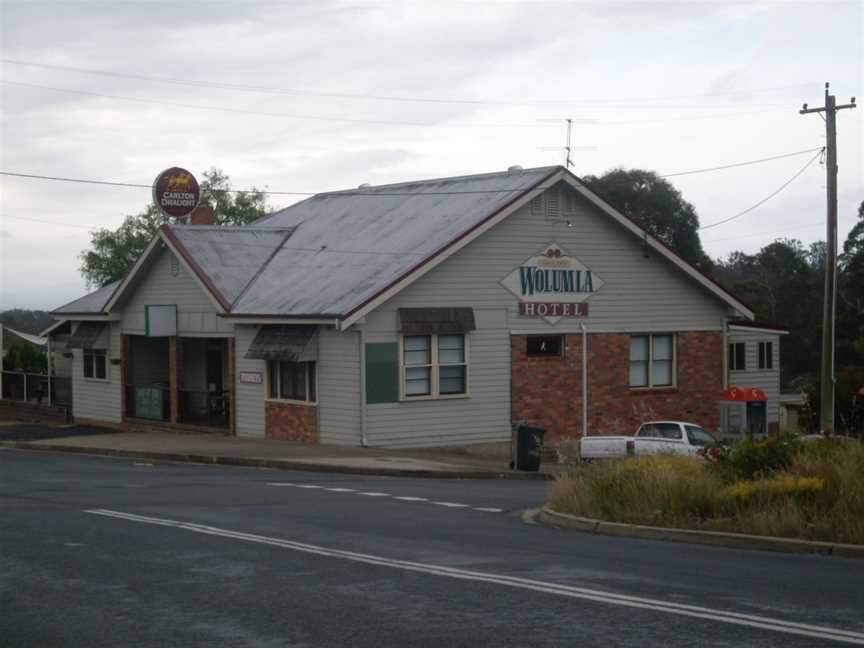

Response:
(364, 309), (511, 448)
(120, 247), (232, 336)
(374, 182), (733, 333)
(318, 328), (362, 445)
(728, 330), (781, 424)
(234, 324), (267, 437)
(71, 322), (122, 423)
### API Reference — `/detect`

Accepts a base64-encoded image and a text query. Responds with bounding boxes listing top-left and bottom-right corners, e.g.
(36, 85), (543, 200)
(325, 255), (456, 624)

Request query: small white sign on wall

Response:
(239, 371), (263, 385)
(145, 305), (177, 337)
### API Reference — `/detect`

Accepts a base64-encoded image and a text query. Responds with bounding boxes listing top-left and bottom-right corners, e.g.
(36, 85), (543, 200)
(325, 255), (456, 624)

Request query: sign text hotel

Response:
(500, 243), (603, 324)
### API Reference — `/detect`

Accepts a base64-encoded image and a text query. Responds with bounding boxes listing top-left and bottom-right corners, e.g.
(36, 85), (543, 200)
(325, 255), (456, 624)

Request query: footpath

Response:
(0, 422), (551, 480)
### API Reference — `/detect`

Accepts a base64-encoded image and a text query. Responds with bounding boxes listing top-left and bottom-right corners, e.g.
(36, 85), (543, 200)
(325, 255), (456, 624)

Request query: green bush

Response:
(706, 433), (802, 482)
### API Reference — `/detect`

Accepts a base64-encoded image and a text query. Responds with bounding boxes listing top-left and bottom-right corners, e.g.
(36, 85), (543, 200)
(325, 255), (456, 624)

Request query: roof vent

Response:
(507, 165), (523, 173)
(358, 183), (372, 189)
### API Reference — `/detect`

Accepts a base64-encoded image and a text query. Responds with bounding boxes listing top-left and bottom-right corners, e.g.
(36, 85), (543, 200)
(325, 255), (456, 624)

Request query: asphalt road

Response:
(2, 449), (863, 648)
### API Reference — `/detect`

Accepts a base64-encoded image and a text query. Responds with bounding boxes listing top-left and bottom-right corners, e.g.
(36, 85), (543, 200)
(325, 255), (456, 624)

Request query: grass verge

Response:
(548, 438), (864, 544)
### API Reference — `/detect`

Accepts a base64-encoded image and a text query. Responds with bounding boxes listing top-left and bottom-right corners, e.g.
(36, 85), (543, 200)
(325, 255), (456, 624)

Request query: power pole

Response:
(800, 83), (857, 434)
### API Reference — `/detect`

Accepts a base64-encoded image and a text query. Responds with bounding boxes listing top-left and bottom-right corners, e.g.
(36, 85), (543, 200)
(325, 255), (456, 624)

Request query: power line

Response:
(660, 147), (824, 178)
(0, 80), (559, 129)
(0, 214), (94, 230)
(0, 58), (816, 108)
(702, 222), (823, 243)
(0, 145), (825, 197)
(698, 148), (824, 231)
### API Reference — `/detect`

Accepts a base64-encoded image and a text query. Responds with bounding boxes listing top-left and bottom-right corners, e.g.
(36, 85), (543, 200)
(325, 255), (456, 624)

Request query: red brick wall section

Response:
(511, 331), (723, 443)
(266, 400), (319, 443)
(511, 334), (584, 440)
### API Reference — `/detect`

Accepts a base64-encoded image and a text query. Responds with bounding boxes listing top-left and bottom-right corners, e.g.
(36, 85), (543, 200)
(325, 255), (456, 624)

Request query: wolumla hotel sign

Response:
(500, 243), (604, 324)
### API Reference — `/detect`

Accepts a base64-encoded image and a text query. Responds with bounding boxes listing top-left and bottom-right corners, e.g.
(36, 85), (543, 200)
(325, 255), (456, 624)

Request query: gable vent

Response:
(544, 190), (561, 223)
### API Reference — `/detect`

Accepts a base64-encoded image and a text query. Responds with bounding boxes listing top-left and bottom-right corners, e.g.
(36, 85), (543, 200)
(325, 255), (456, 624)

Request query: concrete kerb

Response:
(0, 440), (552, 481)
(537, 506), (864, 559)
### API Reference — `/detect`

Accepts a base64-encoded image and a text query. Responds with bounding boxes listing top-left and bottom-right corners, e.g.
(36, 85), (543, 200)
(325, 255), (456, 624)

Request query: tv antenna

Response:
(537, 117), (597, 168)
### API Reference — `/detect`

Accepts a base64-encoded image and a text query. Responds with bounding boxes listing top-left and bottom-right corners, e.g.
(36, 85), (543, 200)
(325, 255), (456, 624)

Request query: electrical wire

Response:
(0, 58), (814, 108)
(702, 222), (823, 243)
(0, 145), (825, 196)
(698, 148), (824, 231)
(660, 147), (823, 178)
(0, 80), (560, 129)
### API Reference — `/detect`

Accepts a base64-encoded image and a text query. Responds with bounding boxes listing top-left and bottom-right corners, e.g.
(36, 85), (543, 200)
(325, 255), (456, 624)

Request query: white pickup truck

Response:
(579, 421), (717, 459)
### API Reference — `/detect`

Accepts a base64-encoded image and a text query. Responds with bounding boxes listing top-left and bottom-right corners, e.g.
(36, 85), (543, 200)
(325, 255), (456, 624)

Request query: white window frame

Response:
(399, 333), (470, 401)
(758, 341), (773, 370)
(82, 348), (109, 382)
(729, 342), (747, 372)
(265, 360), (318, 406)
(629, 334), (676, 389)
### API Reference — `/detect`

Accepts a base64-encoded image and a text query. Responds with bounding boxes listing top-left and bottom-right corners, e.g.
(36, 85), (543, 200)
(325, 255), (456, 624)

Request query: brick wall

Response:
(265, 400), (318, 443)
(512, 331), (723, 442)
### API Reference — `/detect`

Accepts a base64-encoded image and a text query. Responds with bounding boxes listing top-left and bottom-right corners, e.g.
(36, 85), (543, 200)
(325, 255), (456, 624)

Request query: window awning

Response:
(66, 322), (107, 349)
(398, 308), (476, 335)
(244, 325), (318, 362)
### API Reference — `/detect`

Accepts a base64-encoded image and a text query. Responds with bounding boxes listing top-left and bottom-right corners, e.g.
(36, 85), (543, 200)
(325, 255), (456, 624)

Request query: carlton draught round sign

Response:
(152, 167), (201, 218)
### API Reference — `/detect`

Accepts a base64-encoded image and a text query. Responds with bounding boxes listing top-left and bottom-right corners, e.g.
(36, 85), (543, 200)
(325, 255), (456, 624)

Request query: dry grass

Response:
(549, 441), (864, 544)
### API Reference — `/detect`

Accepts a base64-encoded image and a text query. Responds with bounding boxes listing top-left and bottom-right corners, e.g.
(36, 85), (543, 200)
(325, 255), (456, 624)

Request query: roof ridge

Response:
(320, 165), (562, 194)
(169, 224), (295, 233)
(229, 227), (298, 311)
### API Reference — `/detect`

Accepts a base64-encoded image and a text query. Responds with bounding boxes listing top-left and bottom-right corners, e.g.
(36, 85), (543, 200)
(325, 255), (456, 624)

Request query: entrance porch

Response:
(123, 335), (234, 432)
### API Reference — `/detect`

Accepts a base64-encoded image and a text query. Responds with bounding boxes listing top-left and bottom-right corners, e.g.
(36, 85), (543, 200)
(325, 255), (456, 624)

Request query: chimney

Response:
(189, 203), (216, 226)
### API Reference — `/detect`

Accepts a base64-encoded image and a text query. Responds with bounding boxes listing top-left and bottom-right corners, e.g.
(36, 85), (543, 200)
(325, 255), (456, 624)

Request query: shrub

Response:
(706, 433), (802, 482)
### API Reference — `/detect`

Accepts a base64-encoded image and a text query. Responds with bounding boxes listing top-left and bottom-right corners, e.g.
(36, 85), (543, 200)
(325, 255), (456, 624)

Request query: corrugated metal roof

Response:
(167, 225), (295, 307)
(54, 279), (120, 314)
(231, 166), (558, 315)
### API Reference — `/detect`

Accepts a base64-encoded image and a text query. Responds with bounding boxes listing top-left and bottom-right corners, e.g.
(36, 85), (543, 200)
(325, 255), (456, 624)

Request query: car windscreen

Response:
(636, 423), (682, 440)
(685, 425), (716, 447)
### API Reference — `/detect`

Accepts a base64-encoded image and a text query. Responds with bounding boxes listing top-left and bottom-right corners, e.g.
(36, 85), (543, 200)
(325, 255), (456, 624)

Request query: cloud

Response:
(0, 0), (861, 310)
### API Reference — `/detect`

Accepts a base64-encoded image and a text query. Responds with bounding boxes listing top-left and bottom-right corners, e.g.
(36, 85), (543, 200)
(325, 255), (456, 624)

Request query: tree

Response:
(581, 168), (713, 272)
(4, 342), (46, 373)
(838, 201), (864, 363)
(79, 169), (268, 288)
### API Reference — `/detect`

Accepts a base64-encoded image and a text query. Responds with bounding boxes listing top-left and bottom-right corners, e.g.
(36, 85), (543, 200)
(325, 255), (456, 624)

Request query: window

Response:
(527, 336), (563, 357)
(402, 334), (468, 399)
(729, 342), (746, 371)
(685, 425), (716, 447)
(758, 341), (773, 369)
(637, 423), (682, 440)
(629, 334), (674, 388)
(83, 349), (107, 380)
(267, 361), (316, 403)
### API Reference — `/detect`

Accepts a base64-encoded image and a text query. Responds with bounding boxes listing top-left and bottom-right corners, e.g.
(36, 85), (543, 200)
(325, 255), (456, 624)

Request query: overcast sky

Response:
(1, 0), (861, 311)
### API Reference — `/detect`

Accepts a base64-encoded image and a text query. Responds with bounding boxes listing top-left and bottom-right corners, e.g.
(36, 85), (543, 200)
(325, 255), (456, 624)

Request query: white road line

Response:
(356, 492), (390, 497)
(473, 507), (504, 513)
(295, 485), (324, 489)
(84, 509), (864, 645)
(393, 496), (428, 502)
(324, 487), (356, 492)
(431, 502), (470, 508)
